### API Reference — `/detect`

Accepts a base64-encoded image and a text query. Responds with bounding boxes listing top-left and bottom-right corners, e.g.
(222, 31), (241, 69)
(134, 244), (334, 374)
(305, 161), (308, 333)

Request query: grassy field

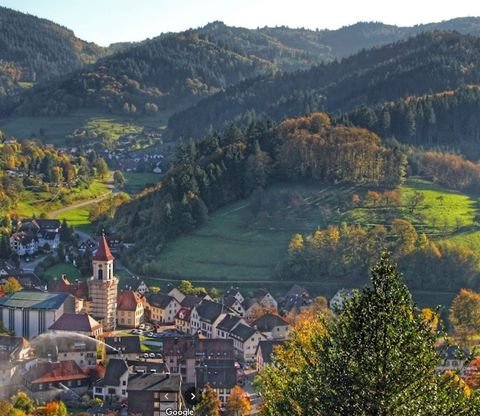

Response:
(147, 178), (479, 306)
(16, 179), (110, 218)
(123, 172), (162, 194)
(54, 207), (93, 233)
(43, 262), (82, 286)
(0, 109), (170, 144)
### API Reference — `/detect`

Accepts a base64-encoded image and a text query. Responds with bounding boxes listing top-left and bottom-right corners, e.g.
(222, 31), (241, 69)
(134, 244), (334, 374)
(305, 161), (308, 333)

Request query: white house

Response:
(329, 289), (354, 311)
(229, 323), (266, 362)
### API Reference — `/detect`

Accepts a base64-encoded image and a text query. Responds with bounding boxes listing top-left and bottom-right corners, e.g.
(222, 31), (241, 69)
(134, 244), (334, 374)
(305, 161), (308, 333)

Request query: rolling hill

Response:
(167, 31), (480, 139)
(0, 6), (107, 96)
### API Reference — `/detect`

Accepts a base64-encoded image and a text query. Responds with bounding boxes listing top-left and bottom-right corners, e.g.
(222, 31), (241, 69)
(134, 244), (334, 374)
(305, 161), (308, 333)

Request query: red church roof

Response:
(93, 233), (114, 261)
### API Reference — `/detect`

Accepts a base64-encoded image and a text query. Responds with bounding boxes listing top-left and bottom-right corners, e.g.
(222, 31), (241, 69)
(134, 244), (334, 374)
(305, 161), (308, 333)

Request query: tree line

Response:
(283, 219), (480, 291)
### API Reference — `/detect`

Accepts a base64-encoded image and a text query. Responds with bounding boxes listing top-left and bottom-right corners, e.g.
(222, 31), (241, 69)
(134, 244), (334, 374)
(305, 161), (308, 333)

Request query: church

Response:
(55, 234), (119, 332)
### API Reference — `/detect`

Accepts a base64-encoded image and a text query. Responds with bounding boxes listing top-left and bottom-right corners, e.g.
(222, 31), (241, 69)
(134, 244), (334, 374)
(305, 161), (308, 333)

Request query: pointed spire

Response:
(93, 232), (114, 261)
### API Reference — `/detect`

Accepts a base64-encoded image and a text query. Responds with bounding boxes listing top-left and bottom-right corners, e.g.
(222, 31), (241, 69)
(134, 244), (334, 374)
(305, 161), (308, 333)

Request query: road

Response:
(48, 191), (113, 219)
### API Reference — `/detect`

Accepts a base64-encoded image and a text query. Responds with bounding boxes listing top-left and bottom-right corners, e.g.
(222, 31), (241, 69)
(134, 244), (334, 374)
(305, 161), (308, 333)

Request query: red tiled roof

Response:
(93, 234), (114, 261)
(117, 290), (142, 311)
(25, 360), (88, 384)
(54, 275), (89, 299)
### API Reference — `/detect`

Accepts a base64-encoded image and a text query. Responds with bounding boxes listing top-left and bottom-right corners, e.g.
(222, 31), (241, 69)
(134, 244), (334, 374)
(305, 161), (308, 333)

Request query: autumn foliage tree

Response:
(225, 386), (250, 416)
(195, 384), (221, 416)
(450, 289), (480, 335)
(43, 401), (67, 416)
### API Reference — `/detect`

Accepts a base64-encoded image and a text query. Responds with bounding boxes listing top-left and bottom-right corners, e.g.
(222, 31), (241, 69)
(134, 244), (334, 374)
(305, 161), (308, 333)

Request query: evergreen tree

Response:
(258, 253), (480, 415)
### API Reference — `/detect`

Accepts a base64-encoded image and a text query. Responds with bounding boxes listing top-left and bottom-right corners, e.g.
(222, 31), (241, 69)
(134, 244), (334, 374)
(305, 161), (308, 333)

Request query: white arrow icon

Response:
(164, 393), (169, 400)
(190, 393), (196, 400)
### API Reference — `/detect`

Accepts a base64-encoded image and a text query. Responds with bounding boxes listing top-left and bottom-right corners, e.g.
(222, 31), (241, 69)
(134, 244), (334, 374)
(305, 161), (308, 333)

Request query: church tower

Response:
(87, 233), (118, 331)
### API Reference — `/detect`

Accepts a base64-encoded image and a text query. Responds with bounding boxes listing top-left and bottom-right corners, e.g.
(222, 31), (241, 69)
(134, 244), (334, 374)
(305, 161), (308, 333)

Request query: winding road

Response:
(47, 191), (113, 219)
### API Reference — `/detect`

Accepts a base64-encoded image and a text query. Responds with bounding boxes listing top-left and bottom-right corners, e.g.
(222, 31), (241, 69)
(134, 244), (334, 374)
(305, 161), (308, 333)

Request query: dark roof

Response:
(180, 295), (203, 308)
(192, 339), (235, 360)
(257, 340), (284, 364)
(223, 296), (240, 308)
(24, 360), (87, 384)
(285, 284), (309, 298)
(127, 373), (181, 392)
(253, 288), (270, 299)
(34, 219), (61, 230)
(216, 314), (241, 332)
(93, 234), (114, 261)
(103, 359), (128, 386)
(128, 360), (169, 374)
(117, 291), (142, 311)
(0, 291), (71, 310)
(230, 323), (257, 342)
(48, 313), (101, 332)
(196, 359), (237, 389)
(105, 336), (141, 355)
(147, 293), (175, 309)
(196, 300), (224, 324)
(224, 287), (242, 298)
(252, 313), (288, 332)
(442, 345), (468, 360)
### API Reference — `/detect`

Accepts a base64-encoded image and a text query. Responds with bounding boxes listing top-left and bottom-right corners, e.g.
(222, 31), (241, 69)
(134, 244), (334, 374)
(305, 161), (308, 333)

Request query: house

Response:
(229, 323), (266, 362)
(127, 373), (183, 416)
(10, 232), (38, 256)
(117, 291), (144, 328)
(7, 273), (46, 292)
(224, 287), (245, 304)
(196, 359), (237, 405)
(0, 336), (33, 398)
(252, 313), (290, 340)
(94, 358), (129, 403)
(105, 336), (142, 360)
(48, 313), (103, 338)
(136, 281), (149, 295)
(329, 289), (354, 311)
(161, 336), (234, 385)
(216, 314), (244, 339)
(244, 289), (278, 322)
(146, 293), (181, 324)
(190, 300), (226, 338)
(223, 296), (245, 317)
(175, 307), (192, 334)
(279, 284), (311, 315)
(168, 287), (186, 304)
(35, 333), (98, 370)
(256, 340), (284, 372)
(53, 275), (90, 313)
(0, 291), (75, 339)
(438, 345), (468, 374)
(23, 360), (89, 399)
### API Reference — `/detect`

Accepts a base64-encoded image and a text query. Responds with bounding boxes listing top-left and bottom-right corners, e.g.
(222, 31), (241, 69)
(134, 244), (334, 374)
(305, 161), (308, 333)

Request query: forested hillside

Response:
(113, 113), (406, 271)
(4, 31), (275, 117)
(6, 18), (480, 121)
(167, 32), (480, 139)
(0, 6), (107, 96)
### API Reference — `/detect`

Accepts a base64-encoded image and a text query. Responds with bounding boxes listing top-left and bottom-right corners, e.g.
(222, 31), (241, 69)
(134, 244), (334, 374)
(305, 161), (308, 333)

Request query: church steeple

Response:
(92, 233), (114, 281)
(93, 232), (114, 262)
(88, 232), (118, 331)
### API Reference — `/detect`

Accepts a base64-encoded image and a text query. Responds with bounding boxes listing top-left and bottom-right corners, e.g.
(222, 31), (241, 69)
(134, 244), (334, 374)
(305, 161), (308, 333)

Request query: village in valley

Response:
(0, 230), (324, 415)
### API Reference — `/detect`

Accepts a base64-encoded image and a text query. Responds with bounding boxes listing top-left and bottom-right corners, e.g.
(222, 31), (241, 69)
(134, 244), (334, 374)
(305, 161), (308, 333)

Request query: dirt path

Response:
(48, 191), (113, 219)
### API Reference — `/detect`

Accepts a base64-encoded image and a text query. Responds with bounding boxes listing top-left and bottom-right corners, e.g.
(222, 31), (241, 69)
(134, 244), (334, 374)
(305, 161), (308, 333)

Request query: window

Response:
(122, 380), (126, 386)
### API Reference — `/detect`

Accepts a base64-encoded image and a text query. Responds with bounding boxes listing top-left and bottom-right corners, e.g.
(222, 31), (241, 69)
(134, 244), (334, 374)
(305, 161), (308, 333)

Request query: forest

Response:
(167, 32), (480, 140)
